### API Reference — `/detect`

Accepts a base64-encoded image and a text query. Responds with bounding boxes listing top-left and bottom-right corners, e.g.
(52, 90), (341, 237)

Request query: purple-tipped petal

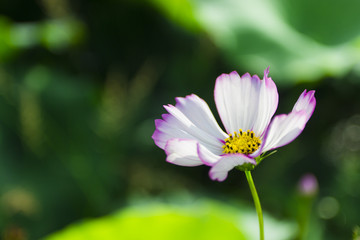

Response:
(260, 110), (308, 153)
(214, 71), (262, 134)
(251, 67), (279, 137)
(292, 90), (316, 121)
(152, 114), (191, 149)
(164, 139), (202, 166)
(152, 94), (226, 155)
(264, 66), (270, 77)
(174, 94), (228, 140)
(260, 90), (316, 153)
(209, 154), (256, 182)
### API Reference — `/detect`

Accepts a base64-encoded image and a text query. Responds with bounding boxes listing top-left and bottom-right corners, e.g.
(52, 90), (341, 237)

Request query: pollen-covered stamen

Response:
(222, 129), (261, 155)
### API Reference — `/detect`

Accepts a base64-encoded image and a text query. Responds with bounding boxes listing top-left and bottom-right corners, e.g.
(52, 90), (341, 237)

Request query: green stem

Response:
(245, 170), (264, 240)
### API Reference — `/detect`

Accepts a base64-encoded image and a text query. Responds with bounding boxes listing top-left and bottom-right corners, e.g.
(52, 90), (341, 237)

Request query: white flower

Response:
(152, 68), (316, 181)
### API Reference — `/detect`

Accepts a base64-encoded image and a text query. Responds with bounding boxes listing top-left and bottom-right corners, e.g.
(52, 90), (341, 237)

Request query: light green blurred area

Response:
(0, 16), (84, 59)
(44, 199), (296, 240)
(150, 0), (360, 83)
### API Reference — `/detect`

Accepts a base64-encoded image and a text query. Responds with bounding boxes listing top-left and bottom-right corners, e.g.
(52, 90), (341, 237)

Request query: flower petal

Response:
(152, 115), (189, 149)
(251, 67), (279, 137)
(260, 111), (308, 153)
(197, 143), (221, 166)
(174, 94), (227, 140)
(152, 94), (226, 155)
(165, 139), (202, 166)
(209, 154), (256, 182)
(260, 90), (316, 153)
(292, 90), (316, 121)
(214, 71), (261, 134)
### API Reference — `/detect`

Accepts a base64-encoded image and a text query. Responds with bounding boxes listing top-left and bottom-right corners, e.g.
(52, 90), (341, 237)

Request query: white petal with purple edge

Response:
(261, 110), (308, 153)
(292, 90), (316, 121)
(163, 105), (223, 154)
(251, 68), (279, 137)
(152, 115), (191, 149)
(152, 94), (226, 155)
(165, 139), (202, 166)
(260, 89), (316, 152)
(214, 71), (261, 134)
(209, 154), (256, 182)
(175, 94), (227, 140)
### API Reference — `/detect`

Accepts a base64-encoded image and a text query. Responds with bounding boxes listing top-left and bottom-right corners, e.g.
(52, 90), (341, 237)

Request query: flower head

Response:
(152, 68), (316, 181)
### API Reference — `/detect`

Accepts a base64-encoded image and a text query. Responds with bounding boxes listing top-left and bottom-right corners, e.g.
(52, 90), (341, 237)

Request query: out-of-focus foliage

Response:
(0, 16), (84, 60)
(149, 0), (201, 32)
(150, 0), (360, 83)
(354, 226), (360, 240)
(45, 199), (295, 240)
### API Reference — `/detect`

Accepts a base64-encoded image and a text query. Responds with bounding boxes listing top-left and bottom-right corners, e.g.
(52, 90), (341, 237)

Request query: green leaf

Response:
(147, 0), (360, 83)
(44, 199), (296, 240)
(148, 0), (202, 32)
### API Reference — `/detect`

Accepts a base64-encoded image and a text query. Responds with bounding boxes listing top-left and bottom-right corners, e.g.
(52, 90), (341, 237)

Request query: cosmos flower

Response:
(152, 68), (316, 181)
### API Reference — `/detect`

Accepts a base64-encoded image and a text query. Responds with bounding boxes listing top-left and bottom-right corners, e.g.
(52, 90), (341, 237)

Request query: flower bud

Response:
(298, 173), (318, 196)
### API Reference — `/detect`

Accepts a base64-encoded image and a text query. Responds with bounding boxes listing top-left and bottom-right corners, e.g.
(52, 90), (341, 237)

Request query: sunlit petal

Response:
(214, 71), (261, 134)
(209, 154), (256, 182)
(261, 110), (308, 153)
(197, 143), (222, 166)
(165, 139), (202, 166)
(152, 94), (226, 155)
(292, 90), (316, 121)
(251, 67), (279, 137)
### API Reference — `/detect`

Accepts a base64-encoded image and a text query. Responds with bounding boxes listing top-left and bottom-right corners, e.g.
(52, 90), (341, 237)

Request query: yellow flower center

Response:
(222, 129), (261, 155)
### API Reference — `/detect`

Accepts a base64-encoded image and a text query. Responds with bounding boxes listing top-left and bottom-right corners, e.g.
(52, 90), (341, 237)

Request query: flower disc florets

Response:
(222, 129), (261, 155)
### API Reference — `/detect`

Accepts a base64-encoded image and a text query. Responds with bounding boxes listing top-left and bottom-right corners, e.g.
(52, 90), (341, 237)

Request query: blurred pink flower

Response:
(298, 173), (318, 196)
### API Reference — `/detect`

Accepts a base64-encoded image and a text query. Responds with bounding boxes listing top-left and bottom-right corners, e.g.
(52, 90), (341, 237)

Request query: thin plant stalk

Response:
(245, 170), (264, 240)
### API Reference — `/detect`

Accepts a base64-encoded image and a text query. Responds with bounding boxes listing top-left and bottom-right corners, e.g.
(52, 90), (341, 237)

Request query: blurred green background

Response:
(0, 0), (360, 239)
